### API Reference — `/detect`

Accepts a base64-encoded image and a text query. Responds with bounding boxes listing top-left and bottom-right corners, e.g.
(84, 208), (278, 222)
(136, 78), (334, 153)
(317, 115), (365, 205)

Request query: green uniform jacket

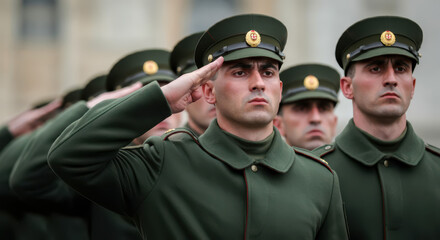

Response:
(314, 119), (440, 240)
(48, 82), (348, 240)
(0, 126), (14, 152)
(9, 102), (142, 240)
(0, 133), (49, 240)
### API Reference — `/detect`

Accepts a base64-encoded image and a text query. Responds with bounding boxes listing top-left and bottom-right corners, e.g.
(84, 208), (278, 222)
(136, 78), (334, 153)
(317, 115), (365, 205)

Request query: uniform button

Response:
(251, 165), (258, 172)
(384, 160), (389, 167)
(324, 145), (331, 150)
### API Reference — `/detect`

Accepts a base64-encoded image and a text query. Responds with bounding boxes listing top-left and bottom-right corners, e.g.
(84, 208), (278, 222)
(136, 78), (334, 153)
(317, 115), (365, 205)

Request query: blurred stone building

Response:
(1, 0), (439, 145)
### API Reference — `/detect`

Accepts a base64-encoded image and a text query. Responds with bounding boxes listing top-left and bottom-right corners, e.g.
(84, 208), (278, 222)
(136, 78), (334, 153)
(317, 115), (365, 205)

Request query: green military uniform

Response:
(313, 16), (440, 239)
(10, 74), (147, 240)
(48, 14), (348, 239)
(0, 126), (14, 152)
(0, 133), (50, 240)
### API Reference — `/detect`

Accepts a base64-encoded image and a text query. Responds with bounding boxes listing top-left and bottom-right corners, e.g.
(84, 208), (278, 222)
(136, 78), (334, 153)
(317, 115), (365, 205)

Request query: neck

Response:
(187, 119), (205, 136)
(216, 118), (274, 142)
(353, 112), (407, 141)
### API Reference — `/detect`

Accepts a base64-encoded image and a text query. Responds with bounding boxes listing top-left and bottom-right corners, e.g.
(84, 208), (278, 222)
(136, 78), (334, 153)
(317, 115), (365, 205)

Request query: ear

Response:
(340, 76), (354, 99)
(202, 80), (216, 104)
(410, 77), (416, 99)
(279, 80), (283, 101)
(273, 115), (285, 136)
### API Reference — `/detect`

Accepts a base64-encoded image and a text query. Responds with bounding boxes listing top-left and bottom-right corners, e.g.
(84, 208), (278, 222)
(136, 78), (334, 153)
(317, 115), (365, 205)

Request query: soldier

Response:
(0, 98), (62, 151)
(0, 90), (76, 240)
(10, 53), (175, 239)
(170, 32), (216, 136)
(274, 64), (340, 150)
(48, 14), (348, 239)
(105, 49), (182, 144)
(313, 16), (440, 239)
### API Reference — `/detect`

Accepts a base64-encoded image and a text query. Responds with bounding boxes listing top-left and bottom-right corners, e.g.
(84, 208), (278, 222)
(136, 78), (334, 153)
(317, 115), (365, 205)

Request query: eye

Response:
(395, 66), (407, 72)
(292, 104), (307, 112)
(233, 70), (246, 77)
(318, 104), (333, 112)
(370, 66), (381, 72)
(262, 70), (274, 77)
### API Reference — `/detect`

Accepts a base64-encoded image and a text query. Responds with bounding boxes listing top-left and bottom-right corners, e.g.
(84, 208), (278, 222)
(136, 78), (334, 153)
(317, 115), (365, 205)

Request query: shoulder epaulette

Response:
(162, 128), (199, 143)
(293, 147), (333, 173)
(425, 143), (440, 157)
(122, 144), (144, 150)
(312, 144), (335, 158)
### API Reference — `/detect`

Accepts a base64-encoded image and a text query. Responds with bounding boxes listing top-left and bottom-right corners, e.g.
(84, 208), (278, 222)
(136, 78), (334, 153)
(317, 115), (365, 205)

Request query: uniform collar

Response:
(336, 119), (425, 166)
(199, 120), (295, 173)
(183, 122), (200, 137)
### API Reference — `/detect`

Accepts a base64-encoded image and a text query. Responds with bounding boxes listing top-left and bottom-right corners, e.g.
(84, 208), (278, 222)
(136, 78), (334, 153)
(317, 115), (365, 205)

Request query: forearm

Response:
(10, 102), (89, 213)
(47, 82), (170, 214)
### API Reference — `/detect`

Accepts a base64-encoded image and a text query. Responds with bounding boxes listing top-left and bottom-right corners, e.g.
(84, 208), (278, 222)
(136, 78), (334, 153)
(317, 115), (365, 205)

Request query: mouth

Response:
(249, 98), (268, 105)
(381, 92), (400, 99)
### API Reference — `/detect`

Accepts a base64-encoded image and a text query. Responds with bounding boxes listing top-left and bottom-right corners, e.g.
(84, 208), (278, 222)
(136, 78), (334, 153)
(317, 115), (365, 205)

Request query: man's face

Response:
(186, 99), (216, 135)
(204, 57), (282, 129)
(132, 113), (183, 145)
(342, 55), (416, 123)
(274, 99), (337, 150)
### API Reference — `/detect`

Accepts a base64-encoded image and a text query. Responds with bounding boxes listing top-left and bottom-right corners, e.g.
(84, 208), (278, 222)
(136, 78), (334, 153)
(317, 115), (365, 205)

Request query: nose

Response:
(309, 104), (322, 124)
(249, 69), (265, 92)
(383, 63), (398, 88)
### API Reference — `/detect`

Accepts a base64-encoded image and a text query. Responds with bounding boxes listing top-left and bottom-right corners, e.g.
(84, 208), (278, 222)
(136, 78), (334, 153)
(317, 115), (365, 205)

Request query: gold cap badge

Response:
(245, 30), (261, 47)
(304, 75), (319, 90)
(380, 30), (396, 46)
(143, 60), (159, 75)
(207, 54), (213, 63)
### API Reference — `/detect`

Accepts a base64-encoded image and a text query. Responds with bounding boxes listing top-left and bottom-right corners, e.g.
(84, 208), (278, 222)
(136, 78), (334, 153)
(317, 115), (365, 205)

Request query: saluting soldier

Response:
(105, 49), (182, 144)
(170, 31), (216, 136)
(274, 64), (340, 150)
(0, 92), (74, 240)
(313, 16), (440, 239)
(10, 49), (178, 240)
(48, 14), (348, 239)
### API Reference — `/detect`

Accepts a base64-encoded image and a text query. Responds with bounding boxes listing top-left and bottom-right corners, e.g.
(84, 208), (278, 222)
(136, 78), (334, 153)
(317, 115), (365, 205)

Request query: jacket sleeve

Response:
(316, 171), (350, 240)
(48, 82), (171, 216)
(9, 102), (90, 214)
(0, 134), (32, 207)
(0, 126), (14, 153)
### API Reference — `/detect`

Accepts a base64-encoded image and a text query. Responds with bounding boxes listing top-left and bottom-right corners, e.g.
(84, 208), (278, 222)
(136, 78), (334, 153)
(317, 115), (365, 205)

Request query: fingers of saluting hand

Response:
(191, 56), (224, 89)
(87, 82), (143, 108)
(161, 57), (223, 113)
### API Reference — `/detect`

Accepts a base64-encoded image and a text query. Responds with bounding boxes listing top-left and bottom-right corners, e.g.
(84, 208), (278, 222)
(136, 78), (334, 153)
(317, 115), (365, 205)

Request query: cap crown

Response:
(280, 64), (340, 104)
(195, 14), (287, 68)
(81, 74), (107, 101)
(335, 16), (422, 72)
(170, 32), (204, 76)
(106, 49), (176, 91)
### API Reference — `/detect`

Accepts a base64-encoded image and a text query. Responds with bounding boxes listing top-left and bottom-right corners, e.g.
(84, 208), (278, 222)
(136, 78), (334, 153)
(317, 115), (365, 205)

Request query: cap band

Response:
(211, 42), (285, 61)
(122, 69), (175, 87)
(177, 59), (196, 75)
(347, 41), (420, 62)
(282, 86), (338, 100)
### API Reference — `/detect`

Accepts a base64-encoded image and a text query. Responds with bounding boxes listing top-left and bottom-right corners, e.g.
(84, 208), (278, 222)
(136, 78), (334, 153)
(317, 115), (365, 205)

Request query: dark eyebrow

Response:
(393, 58), (411, 68)
(227, 62), (253, 70)
(365, 59), (386, 67)
(260, 62), (278, 71)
